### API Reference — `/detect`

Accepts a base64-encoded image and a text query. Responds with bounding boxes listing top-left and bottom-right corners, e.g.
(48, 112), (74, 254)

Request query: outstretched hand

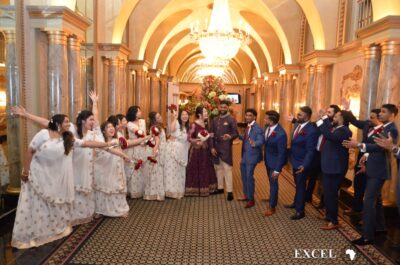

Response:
(342, 138), (359, 149)
(318, 109), (326, 118)
(89, 90), (99, 103)
(341, 98), (350, 111)
(373, 132), (395, 151)
(11, 105), (27, 117)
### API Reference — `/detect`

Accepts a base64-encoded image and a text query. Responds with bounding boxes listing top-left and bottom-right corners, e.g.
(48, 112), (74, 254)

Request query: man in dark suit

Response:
(263, 110), (288, 217)
(344, 108), (382, 216)
(343, 104), (398, 245)
(239, 108), (264, 208)
(316, 110), (352, 230)
(286, 106), (319, 220)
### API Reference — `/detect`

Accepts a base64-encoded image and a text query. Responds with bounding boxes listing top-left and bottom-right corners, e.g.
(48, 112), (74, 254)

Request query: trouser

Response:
(240, 160), (257, 201)
(215, 160), (233, 192)
(352, 169), (367, 212)
(363, 177), (386, 240)
(293, 169), (308, 214)
(323, 173), (344, 225)
(266, 167), (279, 208)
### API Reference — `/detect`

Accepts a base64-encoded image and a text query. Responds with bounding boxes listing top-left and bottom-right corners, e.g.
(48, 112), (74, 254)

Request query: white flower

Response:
(208, 91), (216, 99)
(219, 94), (227, 101)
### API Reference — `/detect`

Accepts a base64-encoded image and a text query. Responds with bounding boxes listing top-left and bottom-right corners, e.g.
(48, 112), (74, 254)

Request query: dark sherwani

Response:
(210, 114), (238, 166)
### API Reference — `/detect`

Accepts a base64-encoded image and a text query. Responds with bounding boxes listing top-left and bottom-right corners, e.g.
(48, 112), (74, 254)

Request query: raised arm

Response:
(89, 90), (100, 127)
(11, 106), (49, 127)
(168, 110), (178, 135)
(318, 119), (351, 143)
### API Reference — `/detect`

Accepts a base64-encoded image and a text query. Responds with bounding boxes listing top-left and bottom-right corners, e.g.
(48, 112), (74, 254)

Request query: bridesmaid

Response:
(108, 114), (128, 139)
(12, 114), (113, 249)
(93, 120), (132, 217)
(125, 106), (151, 198)
(164, 109), (190, 199)
(144, 112), (166, 201)
(185, 106), (218, 196)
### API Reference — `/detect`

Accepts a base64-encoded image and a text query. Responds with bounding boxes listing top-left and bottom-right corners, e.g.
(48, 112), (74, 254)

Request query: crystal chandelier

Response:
(190, 0), (250, 60)
(196, 58), (229, 77)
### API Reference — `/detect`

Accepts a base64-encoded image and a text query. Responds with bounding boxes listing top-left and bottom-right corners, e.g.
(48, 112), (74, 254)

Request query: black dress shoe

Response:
(217, 189), (224, 194)
(351, 237), (374, 246)
(227, 192), (233, 201)
(284, 203), (295, 209)
(290, 212), (305, 220)
(375, 230), (387, 235)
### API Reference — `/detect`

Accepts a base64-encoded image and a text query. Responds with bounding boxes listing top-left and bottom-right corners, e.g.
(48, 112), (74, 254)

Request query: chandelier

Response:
(190, 0), (250, 60)
(196, 58), (229, 77)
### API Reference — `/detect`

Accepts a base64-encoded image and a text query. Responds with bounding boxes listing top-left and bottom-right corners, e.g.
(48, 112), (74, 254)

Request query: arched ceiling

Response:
(109, 0), (368, 83)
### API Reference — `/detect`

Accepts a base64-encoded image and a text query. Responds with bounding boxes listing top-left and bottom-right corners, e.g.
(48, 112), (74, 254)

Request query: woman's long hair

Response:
(76, 110), (93, 139)
(148, 111), (162, 131)
(48, 114), (74, 155)
(100, 121), (116, 142)
(178, 110), (190, 132)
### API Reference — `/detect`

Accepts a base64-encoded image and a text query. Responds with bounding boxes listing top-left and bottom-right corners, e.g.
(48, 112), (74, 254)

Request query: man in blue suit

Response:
(263, 110), (287, 217)
(239, 108), (264, 208)
(316, 110), (352, 230)
(286, 106), (319, 220)
(343, 104), (398, 245)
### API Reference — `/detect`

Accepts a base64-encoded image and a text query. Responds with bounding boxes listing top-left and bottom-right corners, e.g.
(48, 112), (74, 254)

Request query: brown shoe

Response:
(321, 222), (339, 230)
(264, 208), (276, 217)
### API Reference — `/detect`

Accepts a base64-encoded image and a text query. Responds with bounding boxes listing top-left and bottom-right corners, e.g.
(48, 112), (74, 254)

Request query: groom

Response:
(239, 108), (264, 208)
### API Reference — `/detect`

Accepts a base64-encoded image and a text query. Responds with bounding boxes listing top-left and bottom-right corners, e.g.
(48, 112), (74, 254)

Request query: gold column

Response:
(47, 30), (69, 115)
(281, 73), (295, 133)
(108, 57), (119, 115)
(359, 45), (381, 120)
(148, 69), (161, 114)
(305, 65), (315, 108)
(264, 79), (274, 111)
(311, 64), (327, 120)
(4, 30), (21, 193)
(376, 40), (400, 206)
(67, 36), (83, 120)
(130, 61), (150, 118)
(254, 78), (264, 125)
(160, 74), (168, 124)
(101, 57), (110, 121)
(119, 59), (128, 113)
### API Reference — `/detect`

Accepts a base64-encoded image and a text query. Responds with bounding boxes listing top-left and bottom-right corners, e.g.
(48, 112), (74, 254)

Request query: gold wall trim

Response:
(381, 40), (400, 55)
(357, 16), (400, 40)
(97, 43), (131, 57)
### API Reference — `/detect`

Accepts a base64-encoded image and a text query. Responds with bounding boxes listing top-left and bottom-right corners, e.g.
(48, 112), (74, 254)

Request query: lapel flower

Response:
(375, 127), (384, 135)
(270, 131), (277, 137)
(300, 129), (306, 136)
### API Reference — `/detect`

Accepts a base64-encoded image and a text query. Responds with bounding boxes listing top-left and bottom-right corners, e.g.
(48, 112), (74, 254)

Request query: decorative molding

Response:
(357, 16), (400, 45)
(336, 0), (348, 47)
(303, 50), (339, 66)
(298, 12), (307, 62)
(97, 43), (131, 57)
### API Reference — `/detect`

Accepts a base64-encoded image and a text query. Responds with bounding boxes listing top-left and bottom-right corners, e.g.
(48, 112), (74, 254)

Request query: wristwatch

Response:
(392, 146), (399, 154)
(356, 143), (363, 149)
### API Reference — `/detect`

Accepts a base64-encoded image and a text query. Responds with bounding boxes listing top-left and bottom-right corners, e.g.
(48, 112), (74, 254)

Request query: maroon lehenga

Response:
(185, 122), (217, 196)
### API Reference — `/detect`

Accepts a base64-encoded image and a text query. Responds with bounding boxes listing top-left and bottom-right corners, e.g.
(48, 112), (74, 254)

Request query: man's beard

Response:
(220, 110), (227, 115)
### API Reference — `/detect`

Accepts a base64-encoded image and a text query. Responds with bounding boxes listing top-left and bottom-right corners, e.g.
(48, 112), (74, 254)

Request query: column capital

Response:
(160, 74), (168, 82)
(128, 60), (150, 72)
(67, 36), (82, 51)
(381, 40), (400, 55)
(2, 30), (16, 44)
(148, 69), (162, 79)
(363, 44), (381, 59)
(46, 30), (68, 45)
(315, 64), (328, 73)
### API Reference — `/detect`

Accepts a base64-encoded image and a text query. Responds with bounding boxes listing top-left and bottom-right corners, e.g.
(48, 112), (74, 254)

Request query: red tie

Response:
(293, 125), (301, 138)
(265, 127), (271, 140)
(244, 126), (250, 150)
(319, 128), (334, 152)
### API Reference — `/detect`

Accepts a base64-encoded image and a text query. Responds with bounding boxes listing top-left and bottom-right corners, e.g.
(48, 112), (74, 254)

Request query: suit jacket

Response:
(348, 111), (370, 142)
(365, 122), (398, 180)
(240, 122), (264, 164)
(210, 114), (238, 165)
(319, 119), (352, 175)
(289, 122), (319, 171)
(263, 124), (288, 172)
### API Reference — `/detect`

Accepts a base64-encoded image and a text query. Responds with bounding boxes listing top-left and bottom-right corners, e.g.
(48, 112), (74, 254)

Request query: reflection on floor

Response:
(0, 144), (398, 264)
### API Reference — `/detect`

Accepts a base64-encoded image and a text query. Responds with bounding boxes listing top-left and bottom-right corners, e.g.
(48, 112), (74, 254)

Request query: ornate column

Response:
(376, 40), (400, 205)
(119, 59), (128, 113)
(130, 60), (150, 118)
(305, 65), (315, 108)
(3, 30), (21, 193)
(359, 45), (381, 120)
(264, 79), (274, 111)
(281, 73), (295, 133)
(108, 57), (119, 115)
(47, 30), (69, 116)
(310, 64), (328, 119)
(160, 74), (168, 123)
(254, 78), (264, 125)
(82, 56), (93, 108)
(67, 36), (83, 119)
(148, 69), (161, 113)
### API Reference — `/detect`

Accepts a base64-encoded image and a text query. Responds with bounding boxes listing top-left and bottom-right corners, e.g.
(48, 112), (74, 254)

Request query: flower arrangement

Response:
(151, 126), (160, 136)
(118, 137), (128, 150)
(134, 159), (143, 170)
(147, 156), (158, 164)
(167, 104), (178, 113)
(146, 137), (156, 148)
(198, 129), (210, 142)
(200, 75), (233, 119)
(135, 129), (145, 138)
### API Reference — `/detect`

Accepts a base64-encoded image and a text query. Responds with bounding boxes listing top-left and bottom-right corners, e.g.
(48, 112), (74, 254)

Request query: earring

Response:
(58, 126), (61, 132)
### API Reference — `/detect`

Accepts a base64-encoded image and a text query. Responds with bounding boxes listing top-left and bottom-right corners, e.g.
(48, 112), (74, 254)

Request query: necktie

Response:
(319, 128), (334, 152)
(293, 125), (301, 138)
(244, 126), (250, 150)
(265, 127), (271, 141)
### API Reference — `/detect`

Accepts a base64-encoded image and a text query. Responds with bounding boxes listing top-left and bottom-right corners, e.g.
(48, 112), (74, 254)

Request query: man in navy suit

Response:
(286, 106), (319, 220)
(343, 104), (398, 245)
(239, 108), (264, 208)
(344, 108), (381, 216)
(263, 110), (287, 216)
(316, 110), (352, 230)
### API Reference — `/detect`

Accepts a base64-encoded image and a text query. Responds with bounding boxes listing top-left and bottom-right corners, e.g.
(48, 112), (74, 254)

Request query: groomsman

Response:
(210, 100), (238, 201)
(286, 106), (318, 220)
(344, 108), (382, 216)
(239, 109), (264, 208)
(343, 104), (398, 245)
(263, 110), (287, 216)
(316, 110), (352, 230)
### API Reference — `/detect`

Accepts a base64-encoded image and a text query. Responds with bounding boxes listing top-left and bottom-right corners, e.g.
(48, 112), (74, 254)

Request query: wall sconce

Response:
(0, 91), (6, 107)
(261, 102), (265, 110)
(349, 97), (360, 118)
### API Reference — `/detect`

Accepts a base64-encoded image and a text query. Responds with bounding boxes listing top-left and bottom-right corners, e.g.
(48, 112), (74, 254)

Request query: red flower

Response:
(167, 104), (177, 112)
(300, 130), (306, 136)
(135, 130), (145, 138)
(146, 138), (156, 148)
(151, 126), (160, 136)
(134, 159), (143, 170)
(270, 131), (277, 137)
(118, 137), (128, 150)
(147, 156), (158, 164)
(374, 127), (384, 135)
(200, 130), (209, 137)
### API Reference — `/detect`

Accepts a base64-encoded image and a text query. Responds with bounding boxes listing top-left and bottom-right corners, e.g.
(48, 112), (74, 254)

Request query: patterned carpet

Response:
(41, 143), (394, 265)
